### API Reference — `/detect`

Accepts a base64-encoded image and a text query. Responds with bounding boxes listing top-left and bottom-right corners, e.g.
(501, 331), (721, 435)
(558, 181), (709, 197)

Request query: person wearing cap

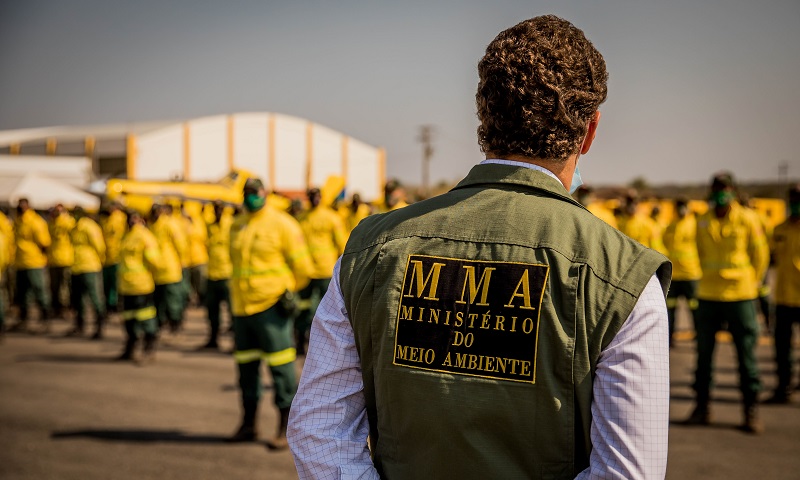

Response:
(185, 205), (209, 308)
(340, 193), (372, 236)
(617, 194), (667, 254)
(117, 211), (162, 363)
(149, 204), (187, 333)
(375, 179), (409, 213)
(684, 173), (769, 433)
(47, 203), (75, 318)
(0, 225), (8, 339)
(200, 201), (232, 350)
(574, 185), (617, 228)
(65, 207), (106, 338)
(100, 202), (127, 314)
(662, 198), (702, 347)
(10, 198), (52, 332)
(295, 187), (347, 355)
(764, 184), (800, 404)
(288, 16), (671, 479)
(227, 177), (314, 449)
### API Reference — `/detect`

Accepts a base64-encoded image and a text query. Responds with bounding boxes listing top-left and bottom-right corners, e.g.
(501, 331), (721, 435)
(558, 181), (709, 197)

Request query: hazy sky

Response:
(1, 0), (799, 187)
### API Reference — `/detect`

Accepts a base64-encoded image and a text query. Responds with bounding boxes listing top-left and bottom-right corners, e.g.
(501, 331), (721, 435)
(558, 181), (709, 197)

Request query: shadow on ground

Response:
(51, 429), (229, 444)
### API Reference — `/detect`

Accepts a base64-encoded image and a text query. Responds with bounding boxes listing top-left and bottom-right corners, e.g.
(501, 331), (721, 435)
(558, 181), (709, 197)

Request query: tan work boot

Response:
(741, 404), (764, 435)
(682, 403), (711, 426)
(265, 407), (291, 451)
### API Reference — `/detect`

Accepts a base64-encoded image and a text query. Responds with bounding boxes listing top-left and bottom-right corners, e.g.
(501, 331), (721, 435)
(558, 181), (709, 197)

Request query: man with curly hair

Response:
(289, 15), (671, 479)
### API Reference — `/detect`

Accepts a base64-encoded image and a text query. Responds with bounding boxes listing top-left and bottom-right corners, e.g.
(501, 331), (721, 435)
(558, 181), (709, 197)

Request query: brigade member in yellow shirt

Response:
(227, 178), (314, 449)
(171, 204), (192, 312)
(575, 185), (617, 228)
(149, 205), (187, 333)
(618, 194), (667, 253)
(295, 187), (347, 355)
(65, 207), (106, 339)
(765, 185), (800, 404)
(100, 202), (127, 314)
(684, 173), (769, 433)
(185, 205), (209, 307)
(47, 204), (75, 317)
(0, 209), (14, 320)
(10, 198), (52, 332)
(340, 193), (372, 234)
(200, 201), (232, 350)
(662, 198), (702, 347)
(117, 211), (162, 363)
(0, 227), (8, 339)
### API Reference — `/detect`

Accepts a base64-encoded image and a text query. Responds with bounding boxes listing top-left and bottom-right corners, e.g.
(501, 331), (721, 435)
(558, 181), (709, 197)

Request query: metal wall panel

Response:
(347, 138), (381, 201)
(310, 123), (343, 188)
(188, 116), (227, 182)
(136, 124), (183, 181)
(232, 113), (270, 185)
(273, 114), (307, 194)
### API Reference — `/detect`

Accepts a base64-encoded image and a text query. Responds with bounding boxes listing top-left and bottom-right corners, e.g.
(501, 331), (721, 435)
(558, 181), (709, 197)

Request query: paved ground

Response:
(0, 306), (798, 479)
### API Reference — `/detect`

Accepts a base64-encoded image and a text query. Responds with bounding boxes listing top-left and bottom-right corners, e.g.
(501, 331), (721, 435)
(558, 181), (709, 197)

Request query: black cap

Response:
(711, 172), (734, 190)
(243, 178), (264, 192)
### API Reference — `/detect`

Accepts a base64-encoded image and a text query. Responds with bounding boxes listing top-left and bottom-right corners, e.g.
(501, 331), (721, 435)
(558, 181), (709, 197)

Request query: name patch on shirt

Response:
(393, 255), (548, 383)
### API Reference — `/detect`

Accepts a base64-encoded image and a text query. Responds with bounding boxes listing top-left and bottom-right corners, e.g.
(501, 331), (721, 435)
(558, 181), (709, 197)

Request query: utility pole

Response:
(778, 161), (789, 185)
(418, 125), (435, 198)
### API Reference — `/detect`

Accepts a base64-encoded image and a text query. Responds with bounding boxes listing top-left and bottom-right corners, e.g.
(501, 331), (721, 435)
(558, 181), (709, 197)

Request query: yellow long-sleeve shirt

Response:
(696, 203), (769, 301)
(47, 213), (75, 267)
(619, 213), (667, 254)
(173, 214), (191, 268)
(14, 210), (51, 270)
(299, 205), (347, 279)
(230, 206), (314, 316)
(0, 211), (14, 265)
(0, 230), (8, 281)
(101, 210), (127, 266)
(150, 216), (185, 285)
(587, 203), (618, 229)
(206, 215), (232, 281)
(71, 217), (106, 274)
(772, 219), (800, 307)
(187, 213), (209, 267)
(663, 215), (702, 281)
(118, 224), (162, 296)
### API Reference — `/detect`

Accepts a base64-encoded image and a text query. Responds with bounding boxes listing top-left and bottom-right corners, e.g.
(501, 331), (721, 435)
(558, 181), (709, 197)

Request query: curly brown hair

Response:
(476, 15), (608, 161)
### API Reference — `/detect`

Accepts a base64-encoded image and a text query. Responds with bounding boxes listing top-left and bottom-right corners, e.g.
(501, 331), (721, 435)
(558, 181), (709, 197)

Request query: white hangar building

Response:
(0, 112), (386, 201)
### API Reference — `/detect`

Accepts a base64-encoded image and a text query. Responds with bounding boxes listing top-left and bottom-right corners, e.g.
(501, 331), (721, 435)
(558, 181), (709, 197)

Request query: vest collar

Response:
(451, 163), (586, 210)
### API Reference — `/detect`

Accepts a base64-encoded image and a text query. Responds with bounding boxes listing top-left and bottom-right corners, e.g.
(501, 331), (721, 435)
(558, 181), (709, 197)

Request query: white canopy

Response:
(0, 172), (100, 211)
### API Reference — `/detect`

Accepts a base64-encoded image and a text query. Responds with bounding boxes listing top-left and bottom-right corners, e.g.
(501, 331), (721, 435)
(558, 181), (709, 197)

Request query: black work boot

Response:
(742, 402), (764, 434)
(91, 315), (106, 340)
(227, 398), (259, 442)
(265, 407), (291, 451)
(137, 334), (157, 366)
(763, 388), (791, 405)
(682, 400), (711, 426)
(116, 337), (137, 361)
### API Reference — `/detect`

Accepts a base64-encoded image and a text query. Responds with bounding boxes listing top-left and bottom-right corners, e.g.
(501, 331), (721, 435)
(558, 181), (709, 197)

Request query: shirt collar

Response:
(480, 159), (561, 185)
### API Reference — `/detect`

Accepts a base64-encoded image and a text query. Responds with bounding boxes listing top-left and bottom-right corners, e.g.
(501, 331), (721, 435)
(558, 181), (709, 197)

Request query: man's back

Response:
(339, 163), (669, 478)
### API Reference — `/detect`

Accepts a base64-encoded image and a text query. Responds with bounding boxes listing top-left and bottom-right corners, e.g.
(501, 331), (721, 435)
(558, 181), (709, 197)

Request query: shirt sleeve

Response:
(288, 258), (380, 480)
(575, 274), (670, 480)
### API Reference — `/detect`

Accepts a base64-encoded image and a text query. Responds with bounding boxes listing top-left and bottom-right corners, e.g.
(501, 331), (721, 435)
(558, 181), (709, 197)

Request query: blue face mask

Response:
(570, 166), (583, 194)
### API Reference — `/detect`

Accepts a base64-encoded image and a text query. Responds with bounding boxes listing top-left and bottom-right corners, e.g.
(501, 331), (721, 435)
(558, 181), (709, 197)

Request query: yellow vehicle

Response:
(106, 170), (255, 214)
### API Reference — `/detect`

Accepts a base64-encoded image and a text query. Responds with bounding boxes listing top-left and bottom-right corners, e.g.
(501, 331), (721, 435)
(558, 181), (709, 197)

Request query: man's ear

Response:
(580, 111), (601, 155)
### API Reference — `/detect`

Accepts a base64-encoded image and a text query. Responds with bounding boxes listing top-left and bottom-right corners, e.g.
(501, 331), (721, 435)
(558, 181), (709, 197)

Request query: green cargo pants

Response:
(205, 279), (230, 343)
(154, 281), (184, 330)
(233, 304), (297, 410)
(102, 264), (119, 312)
(666, 279), (698, 342)
(693, 299), (762, 403)
(70, 271), (105, 332)
(15, 268), (50, 322)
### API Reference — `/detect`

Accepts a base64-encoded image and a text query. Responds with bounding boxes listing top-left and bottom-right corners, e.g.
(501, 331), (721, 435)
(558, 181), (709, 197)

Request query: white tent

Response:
(0, 172), (100, 211)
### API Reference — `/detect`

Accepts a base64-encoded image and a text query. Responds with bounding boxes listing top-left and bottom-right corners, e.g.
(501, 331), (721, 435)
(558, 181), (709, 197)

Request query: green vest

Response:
(340, 164), (671, 479)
